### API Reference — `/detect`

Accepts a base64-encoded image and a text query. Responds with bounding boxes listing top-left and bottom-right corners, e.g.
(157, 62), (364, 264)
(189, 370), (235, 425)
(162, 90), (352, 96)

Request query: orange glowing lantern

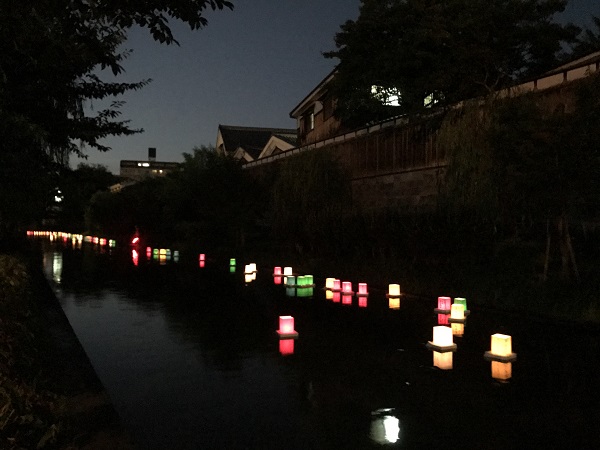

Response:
(277, 316), (298, 338)
(279, 339), (295, 356)
(426, 326), (457, 352)
(484, 334), (517, 362)
(325, 290), (333, 300)
(433, 351), (453, 370)
(434, 296), (452, 313)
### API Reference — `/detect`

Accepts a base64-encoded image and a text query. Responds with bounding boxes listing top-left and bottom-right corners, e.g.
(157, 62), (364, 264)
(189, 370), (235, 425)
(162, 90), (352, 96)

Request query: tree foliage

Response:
(324, 0), (580, 127)
(0, 0), (233, 239)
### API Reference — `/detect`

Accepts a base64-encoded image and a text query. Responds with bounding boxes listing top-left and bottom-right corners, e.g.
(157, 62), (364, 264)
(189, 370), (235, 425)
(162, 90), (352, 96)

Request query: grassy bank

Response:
(0, 250), (135, 449)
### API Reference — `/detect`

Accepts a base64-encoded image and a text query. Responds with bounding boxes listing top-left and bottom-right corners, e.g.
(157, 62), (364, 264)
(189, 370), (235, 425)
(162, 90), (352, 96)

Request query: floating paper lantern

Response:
(153, 249), (159, 256)
(304, 275), (315, 287)
(448, 304), (466, 324)
(325, 278), (335, 290)
(342, 281), (353, 295)
(387, 284), (400, 298)
(277, 316), (298, 338)
(146, 247), (152, 257)
(491, 361), (512, 381)
(356, 283), (369, 297)
(230, 258), (236, 266)
(283, 267), (293, 284)
(438, 314), (449, 325)
(426, 326), (457, 352)
(93, 237), (99, 244)
(434, 296), (452, 313)
(332, 279), (341, 292)
(453, 297), (470, 316)
(273, 266), (282, 276)
(279, 339), (295, 356)
(484, 334), (517, 362)
(159, 248), (166, 255)
(173, 251), (179, 262)
(433, 351), (453, 370)
(249, 263), (257, 273)
(296, 276), (308, 287)
(199, 253), (205, 262)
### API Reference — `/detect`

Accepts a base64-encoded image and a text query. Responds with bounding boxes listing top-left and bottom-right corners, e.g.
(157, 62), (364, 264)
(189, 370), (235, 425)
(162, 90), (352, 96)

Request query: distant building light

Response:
(142, 162), (150, 167)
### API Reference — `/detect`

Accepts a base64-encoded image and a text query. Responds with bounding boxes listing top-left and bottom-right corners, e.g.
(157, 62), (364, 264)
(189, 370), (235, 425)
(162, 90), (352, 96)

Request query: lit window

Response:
(371, 85), (401, 106)
(159, 169), (163, 173)
(309, 112), (314, 130)
(142, 162), (150, 167)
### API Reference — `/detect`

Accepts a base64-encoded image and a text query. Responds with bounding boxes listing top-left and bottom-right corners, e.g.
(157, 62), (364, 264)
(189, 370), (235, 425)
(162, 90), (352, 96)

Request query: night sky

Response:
(75, 0), (600, 174)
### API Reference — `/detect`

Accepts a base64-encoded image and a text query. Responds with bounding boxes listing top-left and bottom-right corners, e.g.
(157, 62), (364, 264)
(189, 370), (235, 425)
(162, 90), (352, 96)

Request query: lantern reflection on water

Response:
(358, 296), (368, 308)
(484, 334), (517, 362)
(131, 249), (139, 266)
(342, 294), (352, 305)
(433, 351), (453, 370)
(325, 289), (334, 300)
(388, 297), (400, 310)
(451, 322), (464, 337)
(279, 339), (295, 356)
(491, 361), (512, 381)
(274, 276), (282, 285)
(426, 326), (457, 352)
(438, 314), (449, 325)
(277, 316), (298, 338)
(370, 409), (400, 445)
(332, 291), (341, 303)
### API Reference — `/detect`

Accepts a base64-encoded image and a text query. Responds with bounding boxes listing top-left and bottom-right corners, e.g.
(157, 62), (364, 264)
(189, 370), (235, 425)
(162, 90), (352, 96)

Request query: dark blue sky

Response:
(76, 0), (600, 174)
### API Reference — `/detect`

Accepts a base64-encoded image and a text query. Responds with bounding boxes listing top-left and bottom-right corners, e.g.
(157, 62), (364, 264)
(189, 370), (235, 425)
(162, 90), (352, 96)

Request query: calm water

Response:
(41, 242), (600, 449)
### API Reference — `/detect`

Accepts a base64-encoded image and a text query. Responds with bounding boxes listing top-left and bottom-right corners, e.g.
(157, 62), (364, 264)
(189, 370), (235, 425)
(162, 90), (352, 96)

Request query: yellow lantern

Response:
(484, 333), (517, 362)
(448, 303), (466, 324)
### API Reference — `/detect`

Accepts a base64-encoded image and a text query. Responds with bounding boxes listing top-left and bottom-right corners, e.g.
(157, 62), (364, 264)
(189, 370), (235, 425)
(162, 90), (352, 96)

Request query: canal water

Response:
(41, 241), (600, 449)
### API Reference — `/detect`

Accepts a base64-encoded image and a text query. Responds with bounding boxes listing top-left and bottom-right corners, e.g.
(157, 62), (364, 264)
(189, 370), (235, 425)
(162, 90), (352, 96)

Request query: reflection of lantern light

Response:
(277, 316), (298, 338)
(448, 304), (466, 324)
(332, 292), (341, 303)
(426, 326), (457, 352)
(484, 334), (517, 362)
(297, 287), (314, 298)
(279, 339), (295, 356)
(358, 296), (368, 308)
(245, 273), (254, 283)
(286, 286), (296, 297)
(342, 294), (352, 305)
(146, 247), (151, 257)
(451, 323), (464, 337)
(370, 409), (400, 445)
(342, 281), (353, 294)
(434, 296), (452, 313)
(274, 276), (282, 285)
(325, 289), (333, 300)
(438, 314), (449, 325)
(159, 254), (166, 265)
(389, 297), (400, 309)
(286, 275), (296, 287)
(131, 249), (139, 266)
(325, 278), (335, 289)
(249, 263), (257, 273)
(199, 260), (206, 268)
(433, 351), (453, 370)
(491, 361), (512, 381)
(229, 265), (236, 273)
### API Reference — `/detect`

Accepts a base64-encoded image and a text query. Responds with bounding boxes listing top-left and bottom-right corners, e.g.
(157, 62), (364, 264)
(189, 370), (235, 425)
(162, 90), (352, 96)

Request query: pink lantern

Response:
(273, 266), (282, 276)
(277, 316), (298, 338)
(357, 283), (369, 297)
(199, 260), (205, 268)
(342, 281), (353, 294)
(279, 339), (295, 356)
(342, 294), (352, 305)
(199, 254), (205, 262)
(332, 279), (341, 292)
(146, 247), (151, 257)
(434, 296), (452, 313)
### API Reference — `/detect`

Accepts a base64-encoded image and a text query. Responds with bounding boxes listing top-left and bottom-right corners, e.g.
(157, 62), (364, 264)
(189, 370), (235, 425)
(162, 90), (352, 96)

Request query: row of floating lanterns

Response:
(28, 230), (117, 248)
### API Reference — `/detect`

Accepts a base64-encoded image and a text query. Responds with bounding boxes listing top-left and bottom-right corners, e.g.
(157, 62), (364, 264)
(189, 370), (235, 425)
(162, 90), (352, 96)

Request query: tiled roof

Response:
(218, 125), (296, 160)
(273, 133), (299, 147)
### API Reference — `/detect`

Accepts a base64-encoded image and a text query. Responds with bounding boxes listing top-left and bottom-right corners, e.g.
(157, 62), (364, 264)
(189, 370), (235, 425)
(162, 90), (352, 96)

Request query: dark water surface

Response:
(41, 242), (600, 449)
